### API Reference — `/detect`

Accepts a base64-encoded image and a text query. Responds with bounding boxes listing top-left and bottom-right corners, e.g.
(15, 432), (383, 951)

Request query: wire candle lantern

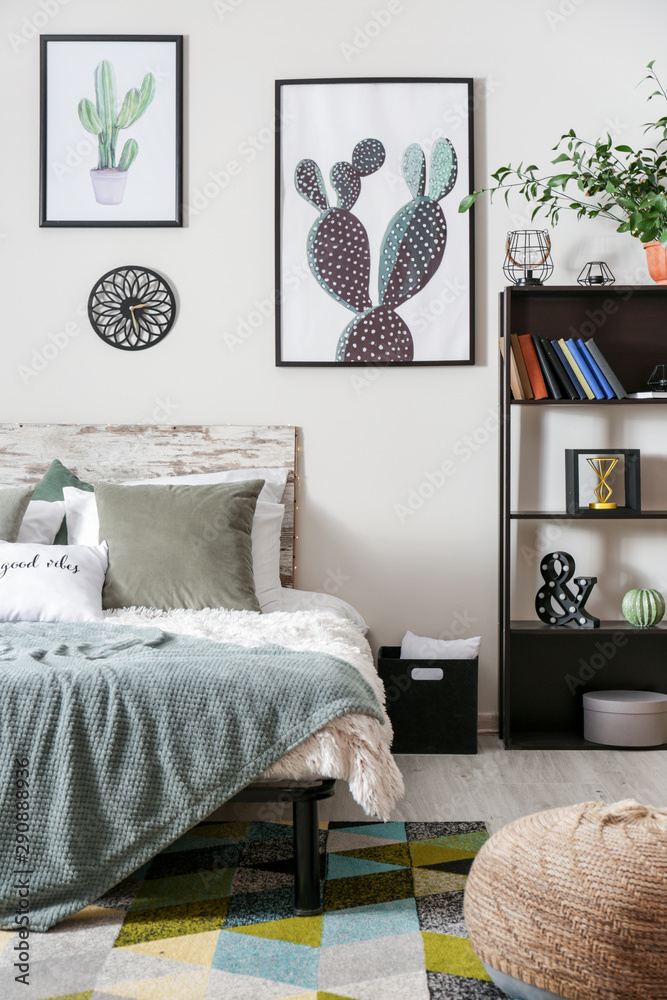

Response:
(503, 230), (553, 285)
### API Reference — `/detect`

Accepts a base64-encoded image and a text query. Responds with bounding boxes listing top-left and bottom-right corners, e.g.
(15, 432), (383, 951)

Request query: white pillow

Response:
(0, 541), (108, 622)
(400, 631), (481, 660)
(277, 587), (369, 634)
(121, 468), (288, 504)
(64, 488), (284, 613)
(16, 500), (66, 544)
(63, 487), (107, 546)
(251, 502), (284, 613)
(0, 487), (65, 545)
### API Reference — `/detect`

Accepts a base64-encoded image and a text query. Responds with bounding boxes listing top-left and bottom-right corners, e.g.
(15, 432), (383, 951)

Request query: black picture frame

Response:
(39, 34), (183, 227)
(275, 77), (475, 367)
(565, 449), (641, 513)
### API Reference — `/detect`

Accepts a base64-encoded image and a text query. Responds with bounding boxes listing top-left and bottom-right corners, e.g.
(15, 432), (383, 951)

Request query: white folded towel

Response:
(400, 630), (481, 660)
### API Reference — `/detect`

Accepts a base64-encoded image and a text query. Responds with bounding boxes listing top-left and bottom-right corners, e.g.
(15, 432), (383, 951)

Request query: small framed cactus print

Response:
(275, 78), (475, 365)
(39, 35), (183, 227)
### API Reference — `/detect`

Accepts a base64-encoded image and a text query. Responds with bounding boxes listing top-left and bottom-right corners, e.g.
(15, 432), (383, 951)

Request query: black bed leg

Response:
(292, 798), (322, 916)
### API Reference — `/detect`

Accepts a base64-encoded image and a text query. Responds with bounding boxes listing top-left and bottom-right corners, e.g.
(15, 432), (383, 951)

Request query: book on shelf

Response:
(531, 335), (562, 399)
(551, 340), (587, 398)
(539, 338), (578, 399)
(558, 339), (595, 399)
(510, 334), (534, 398)
(499, 338), (524, 399)
(564, 338), (605, 399)
(506, 331), (630, 403)
(584, 338), (628, 399)
(517, 334), (548, 399)
(628, 391), (667, 398)
(575, 339), (615, 399)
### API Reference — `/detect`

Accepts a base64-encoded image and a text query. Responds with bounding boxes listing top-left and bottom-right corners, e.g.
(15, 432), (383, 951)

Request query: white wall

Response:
(1, 0), (665, 717)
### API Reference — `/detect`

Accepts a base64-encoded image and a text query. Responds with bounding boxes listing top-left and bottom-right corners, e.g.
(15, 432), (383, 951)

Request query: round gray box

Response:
(583, 690), (667, 747)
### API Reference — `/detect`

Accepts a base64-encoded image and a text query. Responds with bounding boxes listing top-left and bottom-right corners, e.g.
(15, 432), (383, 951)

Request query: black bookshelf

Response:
(499, 285), (667, 750)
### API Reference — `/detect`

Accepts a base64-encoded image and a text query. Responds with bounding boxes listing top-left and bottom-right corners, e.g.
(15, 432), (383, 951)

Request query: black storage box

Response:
(377, 646), (478, 754)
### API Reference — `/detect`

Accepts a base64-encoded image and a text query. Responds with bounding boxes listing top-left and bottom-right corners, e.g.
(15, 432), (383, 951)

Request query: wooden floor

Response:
(215, 734), (667, 834)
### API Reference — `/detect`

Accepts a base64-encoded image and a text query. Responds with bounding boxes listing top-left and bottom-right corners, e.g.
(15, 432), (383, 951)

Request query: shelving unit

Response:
(500, 285), (667, 750)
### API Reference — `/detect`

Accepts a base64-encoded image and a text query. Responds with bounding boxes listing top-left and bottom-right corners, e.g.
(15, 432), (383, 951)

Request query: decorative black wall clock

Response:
(88, 265), (176, 350)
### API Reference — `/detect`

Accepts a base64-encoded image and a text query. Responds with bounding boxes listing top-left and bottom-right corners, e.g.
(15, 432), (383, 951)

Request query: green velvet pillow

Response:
(0, 486), (34, 542)
(96, 480), (264, 612)
(34, 459), (94, 544)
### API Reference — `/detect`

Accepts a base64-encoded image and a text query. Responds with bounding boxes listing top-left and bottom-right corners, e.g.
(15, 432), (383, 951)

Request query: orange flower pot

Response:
(644, 241), (667, 284)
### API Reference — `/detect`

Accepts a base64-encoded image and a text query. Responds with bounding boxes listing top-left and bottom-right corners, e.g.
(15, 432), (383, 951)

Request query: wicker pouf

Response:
(464, 799), (667, 1000)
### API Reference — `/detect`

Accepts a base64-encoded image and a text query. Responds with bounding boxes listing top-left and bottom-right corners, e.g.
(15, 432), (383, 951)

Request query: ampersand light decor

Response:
(535, 551), (600, 628)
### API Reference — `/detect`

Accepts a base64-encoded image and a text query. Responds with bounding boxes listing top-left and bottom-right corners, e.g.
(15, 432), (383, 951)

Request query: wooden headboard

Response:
(0, 424), (297, 588)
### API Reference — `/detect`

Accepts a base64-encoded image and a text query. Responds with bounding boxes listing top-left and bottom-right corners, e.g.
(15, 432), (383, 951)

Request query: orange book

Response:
(517, 334), (548, 399)
(511, 333), (534, 399)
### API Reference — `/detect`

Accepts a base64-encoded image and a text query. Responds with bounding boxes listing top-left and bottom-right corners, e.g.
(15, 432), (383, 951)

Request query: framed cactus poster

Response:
(275, 78), (475, 365)
(39, 35), (183, 227)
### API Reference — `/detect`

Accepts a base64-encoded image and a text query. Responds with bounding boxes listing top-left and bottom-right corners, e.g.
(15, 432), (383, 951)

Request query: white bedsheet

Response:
(104, 606), (404, 819)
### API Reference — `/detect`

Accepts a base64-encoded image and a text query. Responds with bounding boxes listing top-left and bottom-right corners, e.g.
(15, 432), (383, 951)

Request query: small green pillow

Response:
(0, 486), (34, 542)
(96, 480), (264, 612)
(34, 460), (94, 544)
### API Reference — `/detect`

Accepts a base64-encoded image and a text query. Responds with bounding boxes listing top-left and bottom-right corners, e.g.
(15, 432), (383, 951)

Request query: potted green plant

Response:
(459, 62), (667, 282)
(78, 61), (155, 206)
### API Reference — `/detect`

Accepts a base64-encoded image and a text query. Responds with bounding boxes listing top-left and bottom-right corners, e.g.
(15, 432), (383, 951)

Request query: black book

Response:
(531, 334), (562, 399)
(540, 338), (578, 399)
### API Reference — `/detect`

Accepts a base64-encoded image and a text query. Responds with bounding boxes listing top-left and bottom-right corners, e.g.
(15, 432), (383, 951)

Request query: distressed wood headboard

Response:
(0, 424), (297, 588)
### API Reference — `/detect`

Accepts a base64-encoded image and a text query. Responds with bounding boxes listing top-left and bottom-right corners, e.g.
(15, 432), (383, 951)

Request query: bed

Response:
(0, 423), (403, 930)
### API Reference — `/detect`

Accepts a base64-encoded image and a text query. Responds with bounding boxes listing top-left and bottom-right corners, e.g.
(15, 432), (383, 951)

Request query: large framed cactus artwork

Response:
(39, 35), (183, 227)
(275, 78), (475, 365)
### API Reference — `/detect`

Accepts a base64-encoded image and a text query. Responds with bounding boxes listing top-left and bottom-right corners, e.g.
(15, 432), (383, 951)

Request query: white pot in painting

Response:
(90, 168), (129, 206)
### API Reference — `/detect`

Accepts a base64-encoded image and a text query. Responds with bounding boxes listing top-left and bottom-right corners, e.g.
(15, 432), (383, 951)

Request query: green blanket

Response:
(0, 622), (383, 931)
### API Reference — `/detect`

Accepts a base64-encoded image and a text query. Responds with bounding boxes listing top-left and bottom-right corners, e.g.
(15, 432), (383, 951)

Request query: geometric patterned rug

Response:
(0, 820), (505, 1000)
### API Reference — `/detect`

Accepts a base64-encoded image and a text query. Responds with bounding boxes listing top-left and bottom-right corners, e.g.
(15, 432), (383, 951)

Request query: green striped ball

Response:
(622, 589), (666, 627)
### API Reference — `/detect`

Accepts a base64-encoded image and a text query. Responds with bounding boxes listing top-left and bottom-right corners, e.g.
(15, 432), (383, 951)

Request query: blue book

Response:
(565, 338), (604, 399)
(576, 339), (616, 399)
(552, 340), (586, 398)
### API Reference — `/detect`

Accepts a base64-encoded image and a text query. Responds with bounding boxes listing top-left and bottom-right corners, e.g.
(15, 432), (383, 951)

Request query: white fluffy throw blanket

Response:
(105, 607), (404, 819)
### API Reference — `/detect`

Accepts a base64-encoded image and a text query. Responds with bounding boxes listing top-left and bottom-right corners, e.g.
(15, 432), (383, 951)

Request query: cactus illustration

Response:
(295, 136), (458, 363)
(295, 138), (385, 314)
(78, 60), (156, 205)
(337, 138), (458, 363)
(379, 138), (457, 309)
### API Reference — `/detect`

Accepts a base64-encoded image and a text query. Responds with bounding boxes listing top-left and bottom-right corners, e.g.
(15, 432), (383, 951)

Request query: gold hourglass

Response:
(587, 456), (618, 509)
